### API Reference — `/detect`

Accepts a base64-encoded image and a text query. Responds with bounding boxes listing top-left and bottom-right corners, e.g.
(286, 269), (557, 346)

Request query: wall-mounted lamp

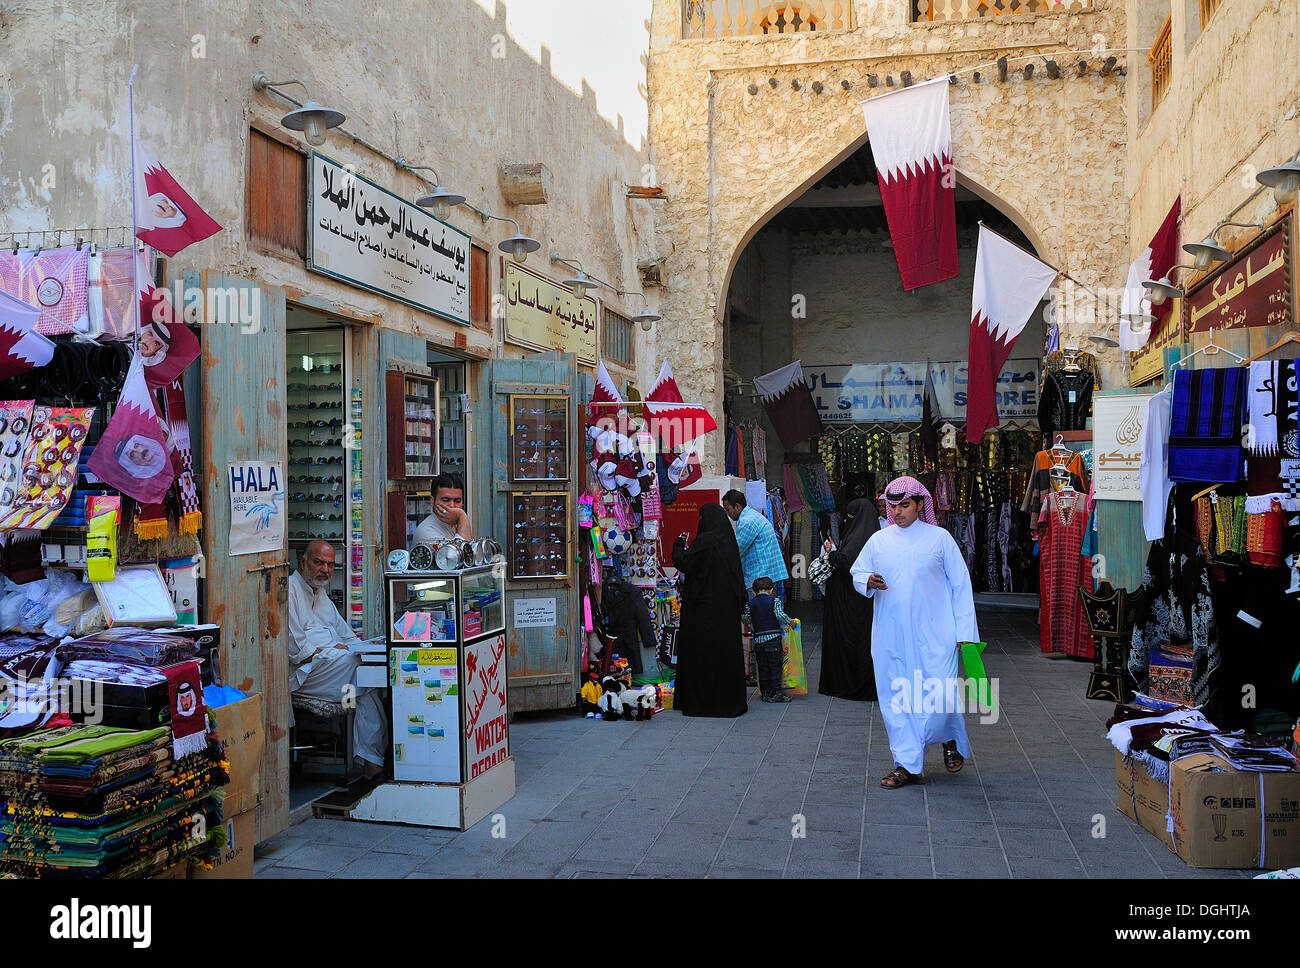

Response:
(631, 294), (661, 332)
(551, 253), (659, 331)
(485, 215), (539, 263)
(1182, 220), (1262, 269)
(1142, 265), (1197, 306)
(251, 72), (345, 146)
(396, 160), (466, 221)
(1088, 325), (1118, 348)
(1257, 157), (1300, 206)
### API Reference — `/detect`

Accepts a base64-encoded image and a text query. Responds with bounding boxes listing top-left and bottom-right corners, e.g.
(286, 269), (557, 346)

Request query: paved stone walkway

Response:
(255, 607), (1253, 878)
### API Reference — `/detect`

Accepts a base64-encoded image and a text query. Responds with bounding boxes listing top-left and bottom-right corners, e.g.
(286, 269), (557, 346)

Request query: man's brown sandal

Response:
(880, 766), (920, 789)
(943, 741), (964, 774)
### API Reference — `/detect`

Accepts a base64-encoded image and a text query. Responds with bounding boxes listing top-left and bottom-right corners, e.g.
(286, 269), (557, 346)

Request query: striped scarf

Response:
(1168, 367), (1247, 483)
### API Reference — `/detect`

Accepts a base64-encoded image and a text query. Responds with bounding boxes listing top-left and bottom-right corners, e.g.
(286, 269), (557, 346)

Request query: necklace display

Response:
(1056, 491), (1080, 527)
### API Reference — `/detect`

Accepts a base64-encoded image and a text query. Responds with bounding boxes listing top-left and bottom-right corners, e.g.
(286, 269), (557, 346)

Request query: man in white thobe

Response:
(288, 540), (387, 779)
(851, 476), (979, 789)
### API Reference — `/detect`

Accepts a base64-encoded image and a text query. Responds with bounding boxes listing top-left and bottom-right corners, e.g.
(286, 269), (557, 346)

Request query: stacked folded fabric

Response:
(0, 722), (227, 878)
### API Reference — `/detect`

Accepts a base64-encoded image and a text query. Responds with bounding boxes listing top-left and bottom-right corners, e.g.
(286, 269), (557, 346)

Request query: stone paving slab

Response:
(258, 606), (1259, 879)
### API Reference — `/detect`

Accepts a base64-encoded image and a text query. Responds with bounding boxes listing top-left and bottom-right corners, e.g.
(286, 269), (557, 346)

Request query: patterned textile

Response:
(840, 429), (866, 475)
(1246, 503), (1283, 567)
(1168, 366), (1248, 482)
(0, 247), (90, 335)
(817, 432), (839, 482)
(781, 465), (805, 512)
(1080, 585), (1143, 702)
(1039, 491), (1094, 657)
(752, 427), (768, 481)
(998, 502), (1013, 592)
(865, 430), (890, 473)
(983, 510), (1000, 592)
(734, 506), (789, 589)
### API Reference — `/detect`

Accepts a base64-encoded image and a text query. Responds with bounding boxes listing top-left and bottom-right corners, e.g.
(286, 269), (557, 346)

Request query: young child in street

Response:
(743, 576), (795, 703)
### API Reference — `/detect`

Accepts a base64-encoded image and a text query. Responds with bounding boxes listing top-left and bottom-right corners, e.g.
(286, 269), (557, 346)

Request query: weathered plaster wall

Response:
(0, 0), (655, 383)
(647, 0), (1131, 470)
(1126, 0), (1299, 302)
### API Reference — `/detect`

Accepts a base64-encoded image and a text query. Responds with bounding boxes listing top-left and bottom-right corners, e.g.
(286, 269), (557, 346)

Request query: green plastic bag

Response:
(960, 642), (997, 715)
(781, 621), (808, 696)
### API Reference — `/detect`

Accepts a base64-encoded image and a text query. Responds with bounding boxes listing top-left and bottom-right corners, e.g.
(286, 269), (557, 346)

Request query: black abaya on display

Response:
(818, 498), (879, 701)
(670, 503), (748, 718)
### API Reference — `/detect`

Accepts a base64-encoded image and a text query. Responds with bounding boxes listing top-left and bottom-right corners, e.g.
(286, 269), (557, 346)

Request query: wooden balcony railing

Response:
(1149, 15), (1172, 108)
(681, 0), (851, 39)
(911, 0), (1090, 21)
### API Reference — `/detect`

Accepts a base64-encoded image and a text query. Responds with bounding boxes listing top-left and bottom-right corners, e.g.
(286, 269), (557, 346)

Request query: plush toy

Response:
(579, 662), (603, 718)
(596, 675), (627, 721)
(621, 683), (657, 721)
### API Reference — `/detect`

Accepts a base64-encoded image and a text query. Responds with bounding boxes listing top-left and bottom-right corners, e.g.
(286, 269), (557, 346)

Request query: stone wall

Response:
(1126, 0), (1299, 302)
(647, 0), (1131, 470)
(0, 0), (655, 384)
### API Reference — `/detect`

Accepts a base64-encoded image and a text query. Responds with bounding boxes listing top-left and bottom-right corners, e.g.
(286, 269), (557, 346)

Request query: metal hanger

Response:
(1171, 327), (1246, 369)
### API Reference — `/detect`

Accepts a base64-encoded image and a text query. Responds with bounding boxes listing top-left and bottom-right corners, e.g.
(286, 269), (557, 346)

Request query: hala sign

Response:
(804, 359), (1040, 425)
(310, 154), (471, 324)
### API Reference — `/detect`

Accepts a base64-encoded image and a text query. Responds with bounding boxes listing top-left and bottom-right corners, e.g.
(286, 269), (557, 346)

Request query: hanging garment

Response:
(1140, 387), (1174, 541)
(953, 512), (977, 575)
(1079, 583), (1144, 702)
(998, 502), (1013, 592)
(1022, 450), (1087, 518)
(752, 427), (768, 481)
(1167, 366), (1248, 483)
(850, 519), (979, 775)
(865, 430), (891, 474)
(1038, 368), (1095, 437)
(735, 426), (746, 480)
(1129, 513), (1220, 707)
(818, 498), (878, 702)
(934, 472), (956, 517)
(1246, 360), (1281, 456)
(1246, 502), (1284, 567)
(0, 247), (90, 335)
(983, 510), (1001, 592)
(601, 579), (656, 676)
(1038, 490), (1094, 657)
(840, 428), (867, 475)
(782, 465), (805, 512)
(890, 432), (910, 473)
(816, 431), (840, 482)
(725, 425), (740, 477)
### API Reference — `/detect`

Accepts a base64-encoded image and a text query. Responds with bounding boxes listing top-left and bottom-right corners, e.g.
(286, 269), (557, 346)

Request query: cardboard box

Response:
(1115, 751), (1175, 851)
(1169, 753), (1300, 869)
(151, 860), (189, 879)
(213, 694), (264, 816)
(189, 809), (255, 879)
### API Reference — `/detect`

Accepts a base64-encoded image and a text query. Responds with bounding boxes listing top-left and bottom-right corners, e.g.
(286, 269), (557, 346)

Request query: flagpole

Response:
(128, 64), (141, 358)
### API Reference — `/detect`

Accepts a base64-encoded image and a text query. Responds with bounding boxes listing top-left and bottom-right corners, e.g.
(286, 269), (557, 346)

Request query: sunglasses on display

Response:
(290, 512), (344, 522)
(289, 419), (343, 430)
(290, 474), (343, 484)
(289, 438), (342, 448)
(288, 383), (344, 392)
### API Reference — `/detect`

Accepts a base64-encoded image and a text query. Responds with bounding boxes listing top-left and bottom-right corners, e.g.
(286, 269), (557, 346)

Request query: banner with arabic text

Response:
(504, 262), (597, 364)
(1092, 393), (1152, 502)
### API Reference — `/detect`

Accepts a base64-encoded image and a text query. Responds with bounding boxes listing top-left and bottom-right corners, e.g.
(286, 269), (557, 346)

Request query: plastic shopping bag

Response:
(781, 620), (808, 696)
(959, 642), (997, 715)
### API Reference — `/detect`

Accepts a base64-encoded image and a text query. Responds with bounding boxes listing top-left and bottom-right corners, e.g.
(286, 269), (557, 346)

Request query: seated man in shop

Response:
(288, 540), (387, 780)
(412, 472), (473, 544)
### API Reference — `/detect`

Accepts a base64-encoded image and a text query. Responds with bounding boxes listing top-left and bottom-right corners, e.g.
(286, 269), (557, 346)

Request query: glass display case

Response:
(509, 394), (569, 482)
(510, 491), (570, 580)
(429, 360), (467, 478)
(287, 329), (347, 608)
(387, 372), (440, 480)
(386, 566), (505, 644)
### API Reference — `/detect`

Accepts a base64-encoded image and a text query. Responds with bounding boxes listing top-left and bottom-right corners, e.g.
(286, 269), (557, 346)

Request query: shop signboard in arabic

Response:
(1127, 311), (1182, 387)
(1185, 218), (1291, 334)
(803, 359), (1040, 425)
(1092, 393), (1149, 502)
(504, 262), (598, 364)
(309, 153), (471, 325)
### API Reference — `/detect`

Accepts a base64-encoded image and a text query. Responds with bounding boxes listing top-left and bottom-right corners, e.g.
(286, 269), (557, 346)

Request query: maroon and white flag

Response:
(86, 353), (176, 504)
(644, 360), (717, 451)
(966, 225), (1058, 443)
(754, 360), (823, 448)
(860, 78), (957, 291)
(588, 360), (623, 427)
(0, 290), (57, 380)
(135, 249), (201, 388)
(1119, 196), (1181, 352)
(133, 139), (223, 257)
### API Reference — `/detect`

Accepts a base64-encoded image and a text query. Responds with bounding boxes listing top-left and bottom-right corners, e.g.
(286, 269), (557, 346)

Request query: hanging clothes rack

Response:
(1171, 328), (1246, 369)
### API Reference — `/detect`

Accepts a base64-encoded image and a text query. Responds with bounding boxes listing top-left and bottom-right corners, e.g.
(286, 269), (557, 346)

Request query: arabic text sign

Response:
(804, 359), (1040, 425)
(1185, 223), (1291, 334)
(512, 597), (556, 629)
(1092, 394), (1148, 502)
(228, 461), (284, 557)
(310, 154), (470, 324)
(1128, 312), (1182, 387)
(463, 633), (509, 780)
(504, 262), (598, 364)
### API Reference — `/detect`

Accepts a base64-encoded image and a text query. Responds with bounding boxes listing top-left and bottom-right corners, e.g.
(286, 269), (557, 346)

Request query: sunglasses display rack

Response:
(430, 361), (466, 477)
(509, 395), (568, 483)
(286, 330), (347, 608)
(510, 491), (570, 580)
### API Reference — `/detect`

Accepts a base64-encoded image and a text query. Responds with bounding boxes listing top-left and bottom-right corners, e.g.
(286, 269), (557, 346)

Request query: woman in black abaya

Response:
(817, 497), (879, 701)
(671, 503), (748, 718)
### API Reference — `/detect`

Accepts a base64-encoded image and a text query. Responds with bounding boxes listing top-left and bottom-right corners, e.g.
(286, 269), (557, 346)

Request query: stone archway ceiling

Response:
(762, 140), (1031, 249)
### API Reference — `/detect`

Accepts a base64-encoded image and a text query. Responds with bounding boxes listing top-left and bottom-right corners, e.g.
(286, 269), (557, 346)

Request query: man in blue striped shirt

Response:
(723, 489), (790, 601)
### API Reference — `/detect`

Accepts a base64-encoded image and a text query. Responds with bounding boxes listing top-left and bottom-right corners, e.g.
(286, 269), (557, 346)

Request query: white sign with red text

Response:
(463, 633), (509, 780)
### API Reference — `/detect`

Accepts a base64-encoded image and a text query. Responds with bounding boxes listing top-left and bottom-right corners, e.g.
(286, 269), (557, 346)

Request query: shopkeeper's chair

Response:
(289, 695), (355, 785)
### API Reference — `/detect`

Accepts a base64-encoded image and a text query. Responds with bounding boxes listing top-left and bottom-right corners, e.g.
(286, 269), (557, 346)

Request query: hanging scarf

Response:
(163, 380), (201, 535)
(1167, 366), (1247, 483)
(1247, 360), (1280, 456)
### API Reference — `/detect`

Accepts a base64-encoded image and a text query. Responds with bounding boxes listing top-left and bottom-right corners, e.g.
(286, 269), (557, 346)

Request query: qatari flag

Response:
(136, 249), (201, 388)
(966, 225), (1059, 444)
(644, 360), (717, 451)
(860, 78), (957, 290)
(0, 290), (57, 379)
(133, 138), (223, 257)
(1119, 196), (1181, 352)
(754, 360), (822, 448)
(86, 352), (176, 504)
(588, 360), (623, 428)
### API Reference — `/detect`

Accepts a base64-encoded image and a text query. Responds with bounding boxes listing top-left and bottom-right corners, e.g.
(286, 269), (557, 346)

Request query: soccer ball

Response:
(604, 527), (634, 557)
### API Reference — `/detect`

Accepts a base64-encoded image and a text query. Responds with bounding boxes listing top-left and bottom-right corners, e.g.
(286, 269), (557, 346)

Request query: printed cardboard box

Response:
(189, 809), (255, 879)
(213, 694), (264, 816)
(1114, 751), (1175, 851)
(1169, 753), (1300, 869)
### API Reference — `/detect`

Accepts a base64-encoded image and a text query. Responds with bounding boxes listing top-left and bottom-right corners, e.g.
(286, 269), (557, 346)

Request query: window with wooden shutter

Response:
(471, 243), (491, 332)
(246, 127), (307, 258)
